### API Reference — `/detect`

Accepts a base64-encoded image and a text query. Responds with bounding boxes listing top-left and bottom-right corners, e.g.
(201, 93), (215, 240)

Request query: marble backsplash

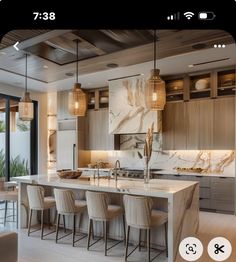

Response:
(91, 150), (235, 176)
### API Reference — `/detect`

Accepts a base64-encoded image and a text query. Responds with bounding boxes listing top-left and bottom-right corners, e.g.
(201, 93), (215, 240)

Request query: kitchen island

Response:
(14, 174), (199, 262)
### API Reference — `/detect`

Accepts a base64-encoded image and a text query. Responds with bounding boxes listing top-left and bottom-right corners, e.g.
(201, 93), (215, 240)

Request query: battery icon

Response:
(198, 11), (216, 20)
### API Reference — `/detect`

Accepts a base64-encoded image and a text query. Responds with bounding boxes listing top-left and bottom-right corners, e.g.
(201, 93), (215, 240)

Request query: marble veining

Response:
(109, 76), (160, 134)
(107, 150), (235, 176)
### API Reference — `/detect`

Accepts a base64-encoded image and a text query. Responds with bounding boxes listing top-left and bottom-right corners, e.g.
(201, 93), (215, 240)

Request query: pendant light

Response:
(146, 30), (166, 110)
(68, 39), (87, 116)
(19, 54), (34, 121)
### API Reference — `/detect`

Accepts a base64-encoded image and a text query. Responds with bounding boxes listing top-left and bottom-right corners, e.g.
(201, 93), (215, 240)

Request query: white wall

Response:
(0, 83), (47, 174)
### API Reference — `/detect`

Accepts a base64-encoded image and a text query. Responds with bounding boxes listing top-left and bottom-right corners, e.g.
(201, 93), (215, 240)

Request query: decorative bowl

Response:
(57, 170), (82, 179)
(195, 79), (209, 90)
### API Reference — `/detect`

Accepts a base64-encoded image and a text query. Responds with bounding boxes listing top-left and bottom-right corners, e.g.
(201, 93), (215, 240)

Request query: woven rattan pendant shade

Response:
(68, 83), (87, 116)
(19, 54), (34, 121)
(146, 30), (166, 111)
(68, 40), (87, 116)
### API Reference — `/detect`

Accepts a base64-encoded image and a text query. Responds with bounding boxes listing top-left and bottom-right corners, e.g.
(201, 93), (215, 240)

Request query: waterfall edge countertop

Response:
(13, 174), (198, 198)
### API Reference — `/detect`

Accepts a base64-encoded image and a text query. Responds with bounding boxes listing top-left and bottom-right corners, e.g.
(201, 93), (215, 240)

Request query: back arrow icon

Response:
(13, 41), (19, 51)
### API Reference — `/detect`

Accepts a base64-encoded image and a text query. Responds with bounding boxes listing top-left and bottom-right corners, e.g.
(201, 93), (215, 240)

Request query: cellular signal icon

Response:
(167, 12), (180, 20)
(184, 12), (195, 20)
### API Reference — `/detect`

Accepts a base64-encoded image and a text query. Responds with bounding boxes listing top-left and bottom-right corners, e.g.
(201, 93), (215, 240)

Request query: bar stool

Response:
(0, 190), (18, 227)
(123, 195), (168, 262)
(86, 191), (126, 256)
(54, 188), (87, 247)
(27, 185), (56, 239)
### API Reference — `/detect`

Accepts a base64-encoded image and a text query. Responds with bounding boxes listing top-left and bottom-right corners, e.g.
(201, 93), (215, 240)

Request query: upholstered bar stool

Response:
(27, 185), (56, 239)
(54, 188), (87, 247)
(86, 191), (126, 256)
(123, 195), (168, 262)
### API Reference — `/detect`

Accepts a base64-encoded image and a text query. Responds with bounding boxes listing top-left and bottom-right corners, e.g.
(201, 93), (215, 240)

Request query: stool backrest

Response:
(86, 191), (109, 220)
(27, 185), (44, 210)
(123, 195), (153, 228)
(54, 188), (75, 214)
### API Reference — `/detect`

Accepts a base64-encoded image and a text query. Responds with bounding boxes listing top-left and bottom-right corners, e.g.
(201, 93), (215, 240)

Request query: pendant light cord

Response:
(76, 39), (79, 83)
(154, 29), (157, 70)
(25, 53), (28, 93)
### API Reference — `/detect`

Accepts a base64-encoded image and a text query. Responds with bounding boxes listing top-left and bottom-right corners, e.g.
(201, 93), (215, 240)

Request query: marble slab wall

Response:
(109, 76), (161, 134)
(106, 150), (235, 176)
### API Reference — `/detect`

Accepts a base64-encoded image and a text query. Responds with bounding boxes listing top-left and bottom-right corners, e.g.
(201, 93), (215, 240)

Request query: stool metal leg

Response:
(13, 202), (15, 222)
(91, 219), (94, 239)
(48, 209), (51, 229)
(28, 209), (33, 236)
(165, 222), (168, 257)
(63, 215), (66, 233)
(104, 221), (108, 256)
(41, 210), (44, 240)
(122, 214), (126, 245)
(87, 219), (92, 250)
(125, 225), (130, 262)
(147, 229), (150, 262)
(16, 201), (18, 229)
(55, 213), (60, 243)
(139, 229), (142, 251)
(72, 214), (76, 247)
(4, 201), (8, 226)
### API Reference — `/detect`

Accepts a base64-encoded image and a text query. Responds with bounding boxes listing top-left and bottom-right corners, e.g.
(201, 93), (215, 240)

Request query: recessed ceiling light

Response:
(141, 73), (145, 76)
(43, 65), (48, 69)
(188, 64), (194, 68)
(106, 63), (119, 68)
(0, 51), (6, 55)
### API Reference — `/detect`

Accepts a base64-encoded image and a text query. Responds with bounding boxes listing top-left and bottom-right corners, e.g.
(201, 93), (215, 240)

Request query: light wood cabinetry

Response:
(213, 97), (235, 149)
(185, 100), (213, 149)
(155, 174), (235, 213)
(86, 109), (114, 150)
(163, 97), (234, 150)
(162, 102), (186, 150)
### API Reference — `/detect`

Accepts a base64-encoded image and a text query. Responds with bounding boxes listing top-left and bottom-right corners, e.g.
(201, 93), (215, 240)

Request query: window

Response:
(0, 94), (38, 181)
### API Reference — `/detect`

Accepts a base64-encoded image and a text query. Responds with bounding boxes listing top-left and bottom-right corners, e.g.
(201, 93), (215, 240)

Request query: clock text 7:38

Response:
(33, 12), (56, 20)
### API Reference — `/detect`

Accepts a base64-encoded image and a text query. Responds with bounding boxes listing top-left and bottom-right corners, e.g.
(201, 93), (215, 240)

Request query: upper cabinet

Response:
(86, 109), (115, 150)
(213, 97), (235, 149)
(162, 102), (186, 150)
(87, 88), (109, 110)
(162, 98), (235, 150)
(185, 100), (213, 149)
(57, 90), (76, 120)
(109, 76), (160, 134)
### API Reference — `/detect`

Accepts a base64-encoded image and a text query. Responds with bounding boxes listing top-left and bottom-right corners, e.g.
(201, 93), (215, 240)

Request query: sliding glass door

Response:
(0, 94), (38, 181)
(0, 98), (6, 185)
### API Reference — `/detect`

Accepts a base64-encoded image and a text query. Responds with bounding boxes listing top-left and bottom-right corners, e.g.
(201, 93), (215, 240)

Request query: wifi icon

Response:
(184, 12), (195, 20)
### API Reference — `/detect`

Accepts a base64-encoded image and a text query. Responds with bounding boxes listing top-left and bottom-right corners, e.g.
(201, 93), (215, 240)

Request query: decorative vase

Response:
(143, 156), (150, 184)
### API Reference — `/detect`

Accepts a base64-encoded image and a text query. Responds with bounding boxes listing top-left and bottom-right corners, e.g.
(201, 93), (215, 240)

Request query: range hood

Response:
(108, 75), (162, 134)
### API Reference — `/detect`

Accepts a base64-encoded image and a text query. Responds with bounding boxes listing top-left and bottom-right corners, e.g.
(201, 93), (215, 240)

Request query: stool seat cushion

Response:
(43, 197), (56, 210)
(151, 210), (168, 227)
(0, 191), (18, 202)
(74, 200), (87, 213)
(107, 205), (124, 220)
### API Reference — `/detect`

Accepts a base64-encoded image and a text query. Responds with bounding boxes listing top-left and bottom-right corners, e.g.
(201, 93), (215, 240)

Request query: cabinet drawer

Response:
(189, 176), (210, 187)
(211, 199), (235, 212)
(200, 199), (211, 209)
(211, 177), (235, 201)
(200, 188), (211, 199)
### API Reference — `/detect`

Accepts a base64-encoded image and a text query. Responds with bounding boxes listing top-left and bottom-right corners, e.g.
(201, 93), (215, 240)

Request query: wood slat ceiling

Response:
(0, 30), (50, 50)
(0, 29), (234, 83)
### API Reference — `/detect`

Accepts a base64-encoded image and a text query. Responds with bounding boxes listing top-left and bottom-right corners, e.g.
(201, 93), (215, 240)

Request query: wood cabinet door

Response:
(162, 102), (186, 150)
(213, 97), (235, 149)
(185, 100), (213, 149)
(87, 109), (114, 150)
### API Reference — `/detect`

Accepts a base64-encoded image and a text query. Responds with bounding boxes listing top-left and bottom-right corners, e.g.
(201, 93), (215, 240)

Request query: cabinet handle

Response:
(195, 176), (203, 178)
(219, 177), (227, 179)
(174, 175), (181, 177)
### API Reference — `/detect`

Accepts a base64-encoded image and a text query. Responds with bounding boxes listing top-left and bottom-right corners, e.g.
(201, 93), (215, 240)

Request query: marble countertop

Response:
(13, 174), (198, 198)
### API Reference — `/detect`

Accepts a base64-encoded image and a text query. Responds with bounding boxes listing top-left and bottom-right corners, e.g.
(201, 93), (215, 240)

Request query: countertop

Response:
(78, 167), (234, 177)
(13, 174), (198, 198)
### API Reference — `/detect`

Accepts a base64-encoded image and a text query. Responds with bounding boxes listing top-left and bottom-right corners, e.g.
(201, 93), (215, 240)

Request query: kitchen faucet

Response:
(114, 160), (121, 181)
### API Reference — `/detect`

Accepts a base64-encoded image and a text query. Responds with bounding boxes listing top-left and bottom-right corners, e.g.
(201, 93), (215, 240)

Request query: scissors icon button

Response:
(214, 244), (225, 254)
(208, 237), (232, 261)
